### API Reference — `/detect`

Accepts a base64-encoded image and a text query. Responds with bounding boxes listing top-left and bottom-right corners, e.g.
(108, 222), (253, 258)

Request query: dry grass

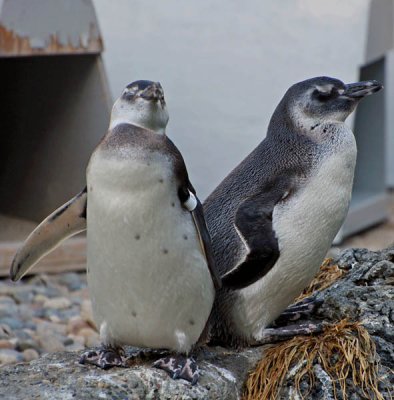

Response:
(243, 320), (389, 400)
(296, 258), (346, 302)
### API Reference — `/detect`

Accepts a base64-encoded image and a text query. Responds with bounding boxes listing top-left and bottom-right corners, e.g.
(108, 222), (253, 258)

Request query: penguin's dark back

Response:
(203, 126), (317, 276)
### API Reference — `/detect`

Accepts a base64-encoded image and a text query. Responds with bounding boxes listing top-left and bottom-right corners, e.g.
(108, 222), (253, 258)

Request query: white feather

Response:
(87, 149), (214, 353)
(184, 191), (198, 211)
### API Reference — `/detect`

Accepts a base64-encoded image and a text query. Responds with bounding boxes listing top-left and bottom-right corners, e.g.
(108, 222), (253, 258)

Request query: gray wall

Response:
(93, 0), (371, 199)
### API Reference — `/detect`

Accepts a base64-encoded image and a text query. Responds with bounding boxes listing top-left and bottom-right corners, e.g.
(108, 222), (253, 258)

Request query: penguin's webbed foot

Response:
(153, 356), (199, 385)
(79, 346), (127, 369)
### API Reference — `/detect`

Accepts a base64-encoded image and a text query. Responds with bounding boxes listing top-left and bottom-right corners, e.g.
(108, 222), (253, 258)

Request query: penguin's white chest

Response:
(86, 150), (214, 353)
(235, 137), (356, 340)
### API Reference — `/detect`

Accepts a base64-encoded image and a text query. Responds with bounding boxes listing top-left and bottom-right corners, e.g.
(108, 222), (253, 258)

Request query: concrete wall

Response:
(93, 0), (371, 199)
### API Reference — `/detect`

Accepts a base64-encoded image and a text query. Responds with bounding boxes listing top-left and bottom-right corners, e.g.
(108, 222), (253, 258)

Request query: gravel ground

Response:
(0, 273), (99, 367)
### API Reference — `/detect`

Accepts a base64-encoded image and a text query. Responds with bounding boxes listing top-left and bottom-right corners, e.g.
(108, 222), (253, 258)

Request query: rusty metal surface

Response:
(0, 0), (103, 56)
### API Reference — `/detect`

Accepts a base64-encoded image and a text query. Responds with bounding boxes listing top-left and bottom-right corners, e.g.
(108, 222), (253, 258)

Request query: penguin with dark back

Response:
(10, 80), (221, 384)
(204, 77), (382, 348)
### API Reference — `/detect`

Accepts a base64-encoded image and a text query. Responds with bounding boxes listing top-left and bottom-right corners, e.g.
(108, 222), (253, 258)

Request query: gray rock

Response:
(315, 248), (394, 368)
(0, 347), (261, 400)
(0, 246), (392, 399)
(275, 247), (394, 399)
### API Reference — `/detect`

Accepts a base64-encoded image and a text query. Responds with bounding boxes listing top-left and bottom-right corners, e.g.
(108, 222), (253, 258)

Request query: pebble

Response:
(81, 300), (96, 328)
(38, 333), (66, 354)
(0, 349), (24, 365)
(67, 316), (91, 335)
(56, 273), (86, 291)
(33, 294), (48, 303)
(65, 335), (85, 352)
(79, 328), (100, 347)
(23, 348), (39, 362)
(0, 297), (17, 318)
(0, 324), (13, 339)
(64, 341), (85, 352)
(0, 339), (15, 349)
(17, 339), (40, 352)
(0, 273), (98, 367)
(43, 297), (72, 310)
(0, 317), (24, 330)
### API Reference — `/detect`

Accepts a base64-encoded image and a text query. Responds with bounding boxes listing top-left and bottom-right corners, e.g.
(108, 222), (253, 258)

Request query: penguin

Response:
(10, 80), (221, 384)
(204, 77), (382, 347)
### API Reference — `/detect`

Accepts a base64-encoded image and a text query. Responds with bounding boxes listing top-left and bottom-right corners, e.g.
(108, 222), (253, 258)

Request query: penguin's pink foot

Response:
(153, 356), (199, 385)
(79, 346), (127, 369)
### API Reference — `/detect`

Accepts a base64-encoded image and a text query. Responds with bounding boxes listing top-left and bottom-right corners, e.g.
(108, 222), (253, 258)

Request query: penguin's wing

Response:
(10, 188), (87, 281)
(221, 178), (292, 290)
(163, 135), (221, 290)
(192, 200), (222, 290)
(178, 184), (222, 290)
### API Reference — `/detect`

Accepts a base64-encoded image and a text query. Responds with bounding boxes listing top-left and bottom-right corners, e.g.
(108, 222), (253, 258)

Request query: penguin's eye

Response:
(122, 89), (137, 101)
(313, 88), (339, 102)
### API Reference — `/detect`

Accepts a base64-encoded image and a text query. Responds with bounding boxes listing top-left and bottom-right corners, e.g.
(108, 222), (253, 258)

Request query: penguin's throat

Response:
(109, 117), (166, 134)
(109, 104), (167, 135)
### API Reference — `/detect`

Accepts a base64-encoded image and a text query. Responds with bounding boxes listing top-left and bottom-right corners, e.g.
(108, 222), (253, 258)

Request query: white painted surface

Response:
(93, 0), (370, 198)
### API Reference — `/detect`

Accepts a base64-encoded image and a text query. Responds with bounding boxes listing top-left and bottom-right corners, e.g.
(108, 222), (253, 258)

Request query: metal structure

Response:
(335, 0), (392, 242)
(0, 0), (111, 222)
(0, 0), (102, 57)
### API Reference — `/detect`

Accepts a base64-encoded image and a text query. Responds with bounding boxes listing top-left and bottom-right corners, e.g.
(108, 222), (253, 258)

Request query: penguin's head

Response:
(280, 76), (382, 131)
(110, 80), (169, 134)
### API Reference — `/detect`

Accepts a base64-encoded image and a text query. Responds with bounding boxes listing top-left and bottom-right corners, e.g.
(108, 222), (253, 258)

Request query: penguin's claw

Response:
(153, 356), (199, 385)
(255, 322), (324, 345)
(272, 296), (323, 327)
(79, 347), (127, 369)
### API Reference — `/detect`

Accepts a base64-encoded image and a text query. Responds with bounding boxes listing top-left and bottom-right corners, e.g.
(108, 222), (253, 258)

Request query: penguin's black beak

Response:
(342, 80), (383, 99)
(140, 83), (165, 105)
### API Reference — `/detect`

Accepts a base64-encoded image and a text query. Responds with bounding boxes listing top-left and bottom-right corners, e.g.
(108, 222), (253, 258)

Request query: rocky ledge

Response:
(0, 246), (393, 399)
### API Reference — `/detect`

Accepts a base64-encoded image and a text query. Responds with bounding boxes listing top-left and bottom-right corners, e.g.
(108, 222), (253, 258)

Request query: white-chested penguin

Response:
(10, 80), (221, 384)
(204, 77), (382, 347)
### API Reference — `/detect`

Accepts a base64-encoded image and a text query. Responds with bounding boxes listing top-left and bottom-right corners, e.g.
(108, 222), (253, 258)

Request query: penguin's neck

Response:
(268, 103), (351, 148)
(109, 116), (166, 135)
(109, 101), (167, 135)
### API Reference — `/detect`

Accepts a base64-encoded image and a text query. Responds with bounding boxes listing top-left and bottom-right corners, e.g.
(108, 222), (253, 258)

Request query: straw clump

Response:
(296, 258), (345, 302)
(243, 319), (389, 400)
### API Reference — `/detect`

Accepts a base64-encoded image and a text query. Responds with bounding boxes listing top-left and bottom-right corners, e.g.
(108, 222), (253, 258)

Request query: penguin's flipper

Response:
(221, 180), (292, 290)
(10, 188), (87, 281)
(180, 186), (222, 290)
(191, 201), (222, 290)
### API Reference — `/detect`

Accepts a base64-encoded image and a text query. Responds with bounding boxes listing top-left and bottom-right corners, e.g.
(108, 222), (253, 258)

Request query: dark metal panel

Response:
(0, 55), (111, 221)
